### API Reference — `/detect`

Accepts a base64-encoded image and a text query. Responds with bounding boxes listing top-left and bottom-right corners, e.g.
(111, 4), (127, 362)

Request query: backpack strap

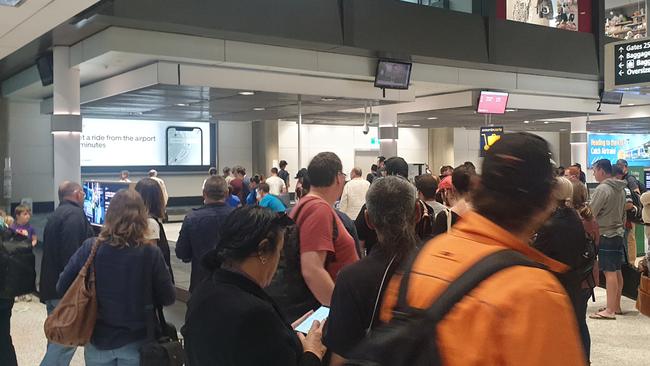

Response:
(422, 250), (545, 322)
(395, 248), (546, 321)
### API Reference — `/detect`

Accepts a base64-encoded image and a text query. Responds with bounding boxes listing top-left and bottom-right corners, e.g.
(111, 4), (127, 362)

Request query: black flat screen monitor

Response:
(601, 91), (624, 105)
(83, 181), (130, 226)
(374, 60), (412, 90)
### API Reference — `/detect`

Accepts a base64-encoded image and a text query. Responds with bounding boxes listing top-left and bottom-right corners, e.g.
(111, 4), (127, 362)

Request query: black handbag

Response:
(0, 229), (36, 298)
(139, 246), (184, 366)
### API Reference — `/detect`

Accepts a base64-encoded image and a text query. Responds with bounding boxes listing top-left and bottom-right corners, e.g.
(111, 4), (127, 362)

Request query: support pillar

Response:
(570, 117), (588, 177)
(378, 107), (398, 158)
(52, 47), (81, 204)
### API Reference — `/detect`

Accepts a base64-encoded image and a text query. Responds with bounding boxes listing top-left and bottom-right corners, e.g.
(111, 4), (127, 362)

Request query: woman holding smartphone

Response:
(182, 206), (326, 366)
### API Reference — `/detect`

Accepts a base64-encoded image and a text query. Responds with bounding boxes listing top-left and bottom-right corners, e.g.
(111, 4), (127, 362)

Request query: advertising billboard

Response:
(587, 133), (650, 168)
(81, 118), (212, 167)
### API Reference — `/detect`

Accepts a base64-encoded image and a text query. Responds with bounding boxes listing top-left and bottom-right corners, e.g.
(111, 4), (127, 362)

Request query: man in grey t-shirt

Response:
(589, 159), (627, 320)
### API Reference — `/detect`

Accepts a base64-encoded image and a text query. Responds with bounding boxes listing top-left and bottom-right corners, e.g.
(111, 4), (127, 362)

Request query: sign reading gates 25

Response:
(480, 126), (504, 157)
(587, 133), (650, 168)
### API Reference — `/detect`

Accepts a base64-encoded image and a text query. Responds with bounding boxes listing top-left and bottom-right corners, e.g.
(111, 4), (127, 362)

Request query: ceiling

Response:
(80, 84), (395, 122)
(0, 0), (99, 60)
(79, 84), (650, 134)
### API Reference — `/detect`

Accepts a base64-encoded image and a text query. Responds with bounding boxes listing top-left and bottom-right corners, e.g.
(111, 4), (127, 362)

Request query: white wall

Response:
(453, 128), (562, 172)
(278, 121), (429, 180)
(218, 121), (253, 176)
(7, 100), (53, 203)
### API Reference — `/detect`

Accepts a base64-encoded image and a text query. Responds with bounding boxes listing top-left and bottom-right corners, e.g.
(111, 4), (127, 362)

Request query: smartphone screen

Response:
(166, 127), (203, 166)
(294, 306), (329, 334)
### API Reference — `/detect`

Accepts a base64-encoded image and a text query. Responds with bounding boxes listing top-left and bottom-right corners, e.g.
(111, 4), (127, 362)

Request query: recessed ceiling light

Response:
(627, 103), (635, 106)
(523, 120), (530, 124)
(427, 117), (438, 120)
(175, 103), (189, 107)
(239, 91), (255, 96)
(411, 124), (421, 127)
(321, 97), (337, 102)
(544, 121), (549, 124)
(560, 128), (568, 132)
(506, 109), (517, 112)
(253, 107), (266, 111)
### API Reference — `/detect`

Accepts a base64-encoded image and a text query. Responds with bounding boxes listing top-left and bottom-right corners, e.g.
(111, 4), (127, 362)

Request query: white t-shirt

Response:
(266, 176), (286, 196)
(145, 218), (160, 241)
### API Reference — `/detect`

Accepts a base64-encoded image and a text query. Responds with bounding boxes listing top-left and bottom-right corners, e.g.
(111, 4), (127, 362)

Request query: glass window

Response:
(605, 0), (646, 40)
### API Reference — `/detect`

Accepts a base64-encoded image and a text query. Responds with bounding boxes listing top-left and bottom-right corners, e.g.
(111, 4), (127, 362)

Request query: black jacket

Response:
(532, 206), (587, 317)
(39, 200), (94, 302)
(175, 203), (233, 292)
(183, 269), (321, 366)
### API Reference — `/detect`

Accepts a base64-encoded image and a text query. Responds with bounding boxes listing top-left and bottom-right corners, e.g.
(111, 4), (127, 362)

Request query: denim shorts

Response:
(598, 235), (625, 272)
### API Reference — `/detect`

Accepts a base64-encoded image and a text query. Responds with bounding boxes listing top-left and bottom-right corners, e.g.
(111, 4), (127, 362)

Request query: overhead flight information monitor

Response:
(477, 91), (509, 114)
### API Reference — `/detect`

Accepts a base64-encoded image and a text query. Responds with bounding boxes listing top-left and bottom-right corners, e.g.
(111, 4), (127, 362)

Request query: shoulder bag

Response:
(139, 245), (184, 366)
(44, 239), (99, 346)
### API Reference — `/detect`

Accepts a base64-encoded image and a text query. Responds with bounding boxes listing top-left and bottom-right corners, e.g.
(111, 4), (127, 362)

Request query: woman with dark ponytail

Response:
(325, 176), (419, 366)
(182, 206), (326, 366)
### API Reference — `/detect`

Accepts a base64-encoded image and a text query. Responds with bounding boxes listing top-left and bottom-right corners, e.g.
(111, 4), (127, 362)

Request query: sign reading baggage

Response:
(614, 39), (650, 86)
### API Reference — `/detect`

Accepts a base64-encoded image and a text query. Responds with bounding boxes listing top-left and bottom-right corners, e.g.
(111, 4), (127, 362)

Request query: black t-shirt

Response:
(279, 169), (290, 186)
(431, 209), (460, 237)
(354, 204), (378, 254)
(324, 249), (395, 358)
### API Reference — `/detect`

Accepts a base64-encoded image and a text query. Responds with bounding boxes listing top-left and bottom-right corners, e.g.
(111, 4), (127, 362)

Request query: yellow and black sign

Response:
(480, 126), (504, 157)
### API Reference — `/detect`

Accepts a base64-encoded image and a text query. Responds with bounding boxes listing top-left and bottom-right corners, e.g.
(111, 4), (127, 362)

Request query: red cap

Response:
(437, 176), (453, 192)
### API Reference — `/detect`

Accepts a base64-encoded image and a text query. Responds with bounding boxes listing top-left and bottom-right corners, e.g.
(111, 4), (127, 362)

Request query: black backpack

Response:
(625, 187), (644, 224)
(265, 201), (338, 322)
(345, 249), (545, 366)
(0, 229), (36, 298)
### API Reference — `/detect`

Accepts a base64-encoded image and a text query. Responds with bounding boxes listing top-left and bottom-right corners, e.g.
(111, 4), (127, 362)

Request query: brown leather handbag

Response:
(637, 257), (650, 317)
(44, 240), (99, 346)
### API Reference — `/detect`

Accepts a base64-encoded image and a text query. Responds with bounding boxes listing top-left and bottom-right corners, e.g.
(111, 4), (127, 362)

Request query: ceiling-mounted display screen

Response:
(477, 91), (509, 114)
(600, 91), (624, 105)
(374, 60), (412, 90)
(81, 118), (212, 168)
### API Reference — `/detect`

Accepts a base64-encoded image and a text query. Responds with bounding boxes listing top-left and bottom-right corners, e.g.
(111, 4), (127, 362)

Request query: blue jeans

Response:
(0, 298), (17, 366)
(40, 299), (77, 366)
(84, 341), (143, 366)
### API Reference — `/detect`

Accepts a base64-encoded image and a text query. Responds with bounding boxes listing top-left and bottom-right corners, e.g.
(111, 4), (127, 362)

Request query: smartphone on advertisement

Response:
(294, 306), (329, 334)
(166, 127), (203, 166)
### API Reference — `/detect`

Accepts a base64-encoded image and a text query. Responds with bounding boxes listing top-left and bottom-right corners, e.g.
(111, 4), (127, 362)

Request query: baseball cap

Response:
(437, 176), (453, 193)
(295, 168), (308, 179)
(481, 132), (554, 199)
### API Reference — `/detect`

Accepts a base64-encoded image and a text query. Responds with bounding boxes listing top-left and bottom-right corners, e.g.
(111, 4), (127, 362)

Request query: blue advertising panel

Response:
(587, 133), (650, 168)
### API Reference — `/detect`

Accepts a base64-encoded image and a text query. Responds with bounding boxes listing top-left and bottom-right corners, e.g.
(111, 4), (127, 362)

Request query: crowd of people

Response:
(1, 132), (649, 365)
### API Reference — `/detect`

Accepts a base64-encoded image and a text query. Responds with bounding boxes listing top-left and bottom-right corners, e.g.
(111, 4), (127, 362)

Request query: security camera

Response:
(362, 122), (370, 135)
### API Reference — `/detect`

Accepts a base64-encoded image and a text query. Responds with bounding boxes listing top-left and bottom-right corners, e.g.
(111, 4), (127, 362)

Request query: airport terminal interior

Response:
(2, 0), (650, 365)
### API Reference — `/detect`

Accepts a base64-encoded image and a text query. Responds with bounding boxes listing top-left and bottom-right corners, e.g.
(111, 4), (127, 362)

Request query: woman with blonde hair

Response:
(533, 176), (594, 362)
(57, 189), (175, 366)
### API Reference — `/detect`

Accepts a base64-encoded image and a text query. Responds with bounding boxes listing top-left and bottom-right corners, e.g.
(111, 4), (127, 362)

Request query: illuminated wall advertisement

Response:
(81, 118), (212, 167)
(507, 0), (578, 31)
(587, 133), (650, 168)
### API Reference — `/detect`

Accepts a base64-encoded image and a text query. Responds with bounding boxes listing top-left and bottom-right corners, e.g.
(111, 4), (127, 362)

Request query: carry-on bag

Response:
(139, 246), (184, 366)
(44, 240), (99, 346)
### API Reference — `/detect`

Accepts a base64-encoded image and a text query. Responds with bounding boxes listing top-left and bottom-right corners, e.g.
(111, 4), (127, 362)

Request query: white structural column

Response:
(570, 117), (588, 172)
(378, 106), (398, 158)
(52, 46), (82, 203)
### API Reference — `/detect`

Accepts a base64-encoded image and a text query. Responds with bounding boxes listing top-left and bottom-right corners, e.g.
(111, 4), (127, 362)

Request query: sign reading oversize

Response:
(614, 39), (650, 86)
(479, 126), (504, 157)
